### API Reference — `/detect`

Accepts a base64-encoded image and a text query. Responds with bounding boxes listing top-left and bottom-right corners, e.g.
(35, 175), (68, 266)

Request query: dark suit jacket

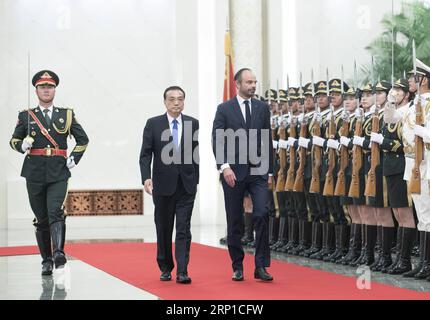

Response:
(212, 97), (273, 181)
(10, 106), (89, 183)
(140, 113), (199, 196)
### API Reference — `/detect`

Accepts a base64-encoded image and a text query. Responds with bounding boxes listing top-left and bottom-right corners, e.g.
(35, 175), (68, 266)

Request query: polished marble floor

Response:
(0, 255), (158, 300)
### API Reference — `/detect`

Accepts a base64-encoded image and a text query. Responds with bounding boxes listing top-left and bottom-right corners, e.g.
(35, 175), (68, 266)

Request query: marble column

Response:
(229, 0), (264, 90)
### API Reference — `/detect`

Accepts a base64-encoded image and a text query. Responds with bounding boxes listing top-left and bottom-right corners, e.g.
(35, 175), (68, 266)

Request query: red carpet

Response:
(2, 242), (430, 300)
(0, 245), (39, 256)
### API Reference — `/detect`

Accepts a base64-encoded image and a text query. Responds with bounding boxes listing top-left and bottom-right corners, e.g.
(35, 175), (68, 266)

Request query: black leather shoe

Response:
(176, 273), (192, 284)
(160, 271), (171, 281)
(254, 267), (273, 281)
(232, 270), (244, 281)
(53, 252), (67, 269)
(41, 260), (53, 276)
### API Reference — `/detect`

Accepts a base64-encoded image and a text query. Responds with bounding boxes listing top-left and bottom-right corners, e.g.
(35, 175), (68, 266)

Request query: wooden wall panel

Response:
(65, 189), (143, 216)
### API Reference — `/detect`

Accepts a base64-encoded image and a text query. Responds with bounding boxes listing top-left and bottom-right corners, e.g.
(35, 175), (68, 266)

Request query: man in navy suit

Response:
(140, 86), (199, 284)
(212, 68), (274, 281)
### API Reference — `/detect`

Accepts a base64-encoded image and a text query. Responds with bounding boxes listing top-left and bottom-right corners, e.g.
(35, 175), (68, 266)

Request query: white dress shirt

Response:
(39, 105), (54, 122)
(236, 95), (252, 123)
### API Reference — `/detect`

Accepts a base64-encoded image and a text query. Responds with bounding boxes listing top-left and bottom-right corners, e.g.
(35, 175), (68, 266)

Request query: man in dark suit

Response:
(212, 68), (274, 281)
(9, 70), (89, 275)
(140, 86), (199, 284)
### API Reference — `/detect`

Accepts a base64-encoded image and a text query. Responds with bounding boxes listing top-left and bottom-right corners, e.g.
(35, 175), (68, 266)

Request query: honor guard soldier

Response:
(300, 81), (330, 258)
(379, 78), (416, 274)
(393, 59), (430, 280)
(337, 86), (364, 265)
(271, 89), (290, 251)
(289, 86), (312, 255)
(307, 80), (334, 260)
(350, 83), (377, 267)
(364, 80), (395, 272)
(294, 83), (317, 256)
(278, 87), (300, 254)
(9, 70), (89, 275)
(323, 78), (350, 263)
(266, 89), (280, 246)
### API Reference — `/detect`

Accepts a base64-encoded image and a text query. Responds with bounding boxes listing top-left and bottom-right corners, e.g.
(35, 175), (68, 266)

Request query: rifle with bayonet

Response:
(323, 69), (336, 196)
(275, 114), (287, 192)
(309, 70), (323, 194)
(284, 76), (297, 191)
(364, 104), (380, 197)
(293, 73), (307, 192)
(410, 39), (424, 194)
(334, 65), (349, 196)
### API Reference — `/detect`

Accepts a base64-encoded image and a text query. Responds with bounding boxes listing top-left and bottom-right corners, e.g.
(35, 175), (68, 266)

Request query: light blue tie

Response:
(172, 119), (179, 149)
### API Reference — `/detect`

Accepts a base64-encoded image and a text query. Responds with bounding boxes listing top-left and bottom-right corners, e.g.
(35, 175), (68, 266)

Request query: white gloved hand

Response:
(354, 108), (363, 118)
(287, 137), (297, 147)
(414, 125), (430, 144)
(272, 140), (279, 149)
(66, 156), (76, 169)
(278, 139), (288, 149)
(312, 136), (325, 147)
(383, 107), (397, 124)
(298, 137), (310, 149)
(327, 139), (340, 150)
(353, 136), (365, 147)
(370, 132), (384, 145)
(21, 137), (34, 152)
(340, 136), (351, 147)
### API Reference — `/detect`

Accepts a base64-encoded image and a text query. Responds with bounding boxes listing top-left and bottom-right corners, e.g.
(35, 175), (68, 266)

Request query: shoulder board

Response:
(19, 107), (37, 113)
(56, 106), (74, 110)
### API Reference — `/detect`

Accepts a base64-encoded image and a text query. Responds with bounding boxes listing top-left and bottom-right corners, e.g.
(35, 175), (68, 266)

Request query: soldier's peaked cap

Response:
(32, 70), (59, 87)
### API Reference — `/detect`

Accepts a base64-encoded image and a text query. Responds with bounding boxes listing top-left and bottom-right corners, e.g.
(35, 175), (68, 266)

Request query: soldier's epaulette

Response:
(19, 107), (37, 113)
(56, 106), (74, 110)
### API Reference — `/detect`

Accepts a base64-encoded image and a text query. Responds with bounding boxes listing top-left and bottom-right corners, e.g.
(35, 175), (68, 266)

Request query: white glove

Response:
(353, 136), (365, 147)
(312, 136), (325, 147)
(370, 132), (384, 145)
(354, 108), (363, 118)
(278, 139), (288, 149)
(327, 139), (340, 150)
(383, 107), (397, 124)
(298, 137), (310, 149)
(287, 137), (297, 147)
(414, 125), (430, 144)
(340, 136), (351, 147)
(21, 137), (33, 152)
(66, 156), (76, 169)
(272, 140), (279, 150)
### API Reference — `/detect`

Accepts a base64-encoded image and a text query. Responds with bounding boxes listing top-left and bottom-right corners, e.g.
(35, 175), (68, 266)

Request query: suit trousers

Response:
(222, 174), (271, 270)
(153, 176), (196, 274)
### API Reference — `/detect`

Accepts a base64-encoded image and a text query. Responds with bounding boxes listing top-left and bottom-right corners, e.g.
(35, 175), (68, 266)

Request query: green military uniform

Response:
(338, 86), (364, 266)
(322, 79), (351, 263)
(265, 89), (280, 246)
(277, 88), (299, 253)
(308, 81), (334, 260)
(9, 70), (89, 275)
(379, 78), (416, 275)
(362, 81), (391, 208)
(271, 89), (290, 251)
